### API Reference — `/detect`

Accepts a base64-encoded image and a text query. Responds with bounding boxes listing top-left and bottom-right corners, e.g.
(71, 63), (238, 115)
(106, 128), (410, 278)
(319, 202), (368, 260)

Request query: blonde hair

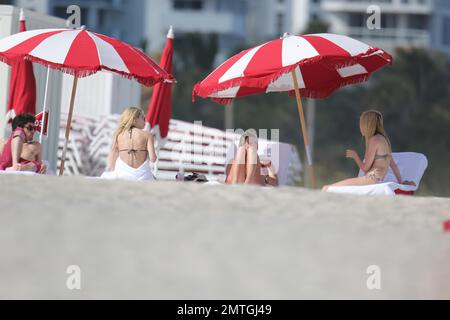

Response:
(112, 107), (145, 149)
(360, 110), (391, 152)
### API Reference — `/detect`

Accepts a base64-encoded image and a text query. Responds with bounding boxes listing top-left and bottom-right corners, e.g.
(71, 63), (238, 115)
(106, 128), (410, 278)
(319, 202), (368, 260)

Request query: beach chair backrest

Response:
(359, 152), (428, 187)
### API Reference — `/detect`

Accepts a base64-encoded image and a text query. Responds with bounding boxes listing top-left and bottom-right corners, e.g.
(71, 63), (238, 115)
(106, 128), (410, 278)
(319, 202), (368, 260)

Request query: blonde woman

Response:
(102, 107), (157, 181)
(323, 110), (415, 191)
(226, 130), (278, 186)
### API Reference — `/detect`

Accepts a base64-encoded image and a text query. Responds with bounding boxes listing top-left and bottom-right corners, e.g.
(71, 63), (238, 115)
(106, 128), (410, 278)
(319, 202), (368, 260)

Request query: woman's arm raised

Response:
(346, 138), (377, 173)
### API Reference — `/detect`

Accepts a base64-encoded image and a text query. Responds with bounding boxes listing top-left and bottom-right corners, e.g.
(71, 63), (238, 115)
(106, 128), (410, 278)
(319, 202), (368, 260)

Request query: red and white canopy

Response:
(193, 33), (392, 104)
(0, 27), (174, 86)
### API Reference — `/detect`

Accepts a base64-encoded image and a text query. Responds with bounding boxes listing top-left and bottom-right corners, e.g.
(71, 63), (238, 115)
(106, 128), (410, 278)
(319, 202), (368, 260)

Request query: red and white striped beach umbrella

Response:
(0, 27), (173, 86)
(193, 33), (392, 187)
(0, 26), (175, 175)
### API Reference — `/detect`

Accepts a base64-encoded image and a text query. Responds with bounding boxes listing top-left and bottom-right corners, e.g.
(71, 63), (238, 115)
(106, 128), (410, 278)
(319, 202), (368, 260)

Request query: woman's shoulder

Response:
(12, 128), (25, 141)
(132, 128), (153, 139)
(369, 134), (386, 143)
(369, 135), (391, 152)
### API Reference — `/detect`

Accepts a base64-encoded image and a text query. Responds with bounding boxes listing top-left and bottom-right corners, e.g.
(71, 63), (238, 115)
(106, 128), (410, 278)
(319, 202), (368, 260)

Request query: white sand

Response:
(0, 174), (449, 299)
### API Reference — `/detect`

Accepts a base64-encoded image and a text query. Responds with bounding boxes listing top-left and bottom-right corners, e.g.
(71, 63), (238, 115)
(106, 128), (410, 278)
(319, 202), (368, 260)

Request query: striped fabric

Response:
(0, 28), (175, 87)
(193, 33), (392, 104)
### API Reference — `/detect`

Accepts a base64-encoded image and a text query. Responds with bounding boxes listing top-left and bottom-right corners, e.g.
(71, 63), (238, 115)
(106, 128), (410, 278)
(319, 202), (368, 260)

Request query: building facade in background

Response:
(143, 0), (449, 58)
(430, 0), (450, 56)
(14, 0), (145, 47)
(144, 0), (248, 62)
(10, 0), (450, 57)
(300, 0), (450, 56)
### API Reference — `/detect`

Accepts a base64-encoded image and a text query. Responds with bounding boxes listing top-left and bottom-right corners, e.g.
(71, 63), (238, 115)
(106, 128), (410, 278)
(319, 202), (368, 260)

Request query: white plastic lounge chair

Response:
(327, 152), (428, 196)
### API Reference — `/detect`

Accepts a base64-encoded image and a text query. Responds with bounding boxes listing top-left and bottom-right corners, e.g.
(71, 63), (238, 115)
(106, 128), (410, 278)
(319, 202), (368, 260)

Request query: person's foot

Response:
(6, 164), (22, 171)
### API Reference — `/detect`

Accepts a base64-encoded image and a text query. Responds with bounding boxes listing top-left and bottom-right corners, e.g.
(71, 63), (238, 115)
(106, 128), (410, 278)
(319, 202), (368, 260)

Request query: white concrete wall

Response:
(13, 0), (50, 14)
(0, 6), (13, 140)
(0, 5), (66, 171)
(246, 0), (294, 42)
(60, 72), (141, 119)
(291, 0), (311, 34)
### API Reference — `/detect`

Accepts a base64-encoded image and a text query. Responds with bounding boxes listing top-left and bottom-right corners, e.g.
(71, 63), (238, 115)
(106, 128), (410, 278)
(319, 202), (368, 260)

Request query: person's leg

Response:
(322, 176), (376, 191)
(5, 162), (36, 172)
(226, 146), (247, 184)
(245, 146), (263, 185)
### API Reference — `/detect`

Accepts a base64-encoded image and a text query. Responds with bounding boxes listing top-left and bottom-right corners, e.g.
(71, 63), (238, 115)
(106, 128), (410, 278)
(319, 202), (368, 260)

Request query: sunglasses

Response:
(25, 125), (36, 132)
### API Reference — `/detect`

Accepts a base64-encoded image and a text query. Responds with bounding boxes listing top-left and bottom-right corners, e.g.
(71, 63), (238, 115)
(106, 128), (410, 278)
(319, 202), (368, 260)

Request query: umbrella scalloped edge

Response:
(192, 47), (392, 105)
(0, 53), (173, 87)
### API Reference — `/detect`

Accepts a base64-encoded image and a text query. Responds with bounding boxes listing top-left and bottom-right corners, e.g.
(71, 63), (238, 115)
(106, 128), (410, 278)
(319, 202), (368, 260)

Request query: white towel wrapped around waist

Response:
(101, 158), (155, 181)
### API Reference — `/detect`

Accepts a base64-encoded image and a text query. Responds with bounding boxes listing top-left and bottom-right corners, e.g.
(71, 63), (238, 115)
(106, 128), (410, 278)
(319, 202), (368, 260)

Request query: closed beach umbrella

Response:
(146, 26), (175, 144)
(193, 33), (392, 187)
(0, 26), (175, 175)
(6, 9), (36, 123)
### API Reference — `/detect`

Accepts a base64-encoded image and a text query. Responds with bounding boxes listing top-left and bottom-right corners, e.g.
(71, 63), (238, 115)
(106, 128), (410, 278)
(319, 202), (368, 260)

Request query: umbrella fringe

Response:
(0, 54), (174, 87)
(287, 73), (371, 99)
(204, 74), (371, 105)
(192, 47), (391, 104)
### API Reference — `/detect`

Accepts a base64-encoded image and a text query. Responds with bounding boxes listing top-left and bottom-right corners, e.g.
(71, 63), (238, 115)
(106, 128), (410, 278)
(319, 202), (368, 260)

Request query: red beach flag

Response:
(35, 111), (49, 136)
(146, 26), (174, 144)
(5, 9), (36, 122)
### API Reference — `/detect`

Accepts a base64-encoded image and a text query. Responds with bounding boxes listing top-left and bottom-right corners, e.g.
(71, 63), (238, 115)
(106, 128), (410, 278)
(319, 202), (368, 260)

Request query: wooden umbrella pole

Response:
(291, 69), (317, 189)
(59, 76), (78, 176)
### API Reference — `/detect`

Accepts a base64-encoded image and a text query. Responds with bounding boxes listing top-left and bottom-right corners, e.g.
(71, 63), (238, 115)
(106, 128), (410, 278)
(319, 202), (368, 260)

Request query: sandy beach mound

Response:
(0, 174), (449, 299)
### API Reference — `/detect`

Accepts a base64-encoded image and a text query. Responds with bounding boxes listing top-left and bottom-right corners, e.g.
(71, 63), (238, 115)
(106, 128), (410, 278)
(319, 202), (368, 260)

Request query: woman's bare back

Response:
(117, 128), (149, 169)
(369, 134), (392, 179)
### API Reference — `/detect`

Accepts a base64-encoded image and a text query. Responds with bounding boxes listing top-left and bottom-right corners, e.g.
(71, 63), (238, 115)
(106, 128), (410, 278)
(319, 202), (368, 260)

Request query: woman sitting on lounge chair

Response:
(226, 130), (278, 187)
(323, 110), (415, 191)
(102, 107), (157, 181)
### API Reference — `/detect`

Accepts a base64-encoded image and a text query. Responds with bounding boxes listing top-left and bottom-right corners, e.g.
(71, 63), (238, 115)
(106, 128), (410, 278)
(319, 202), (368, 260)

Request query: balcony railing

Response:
(343, 26), (431, 47)
(321, 0), (433, 14)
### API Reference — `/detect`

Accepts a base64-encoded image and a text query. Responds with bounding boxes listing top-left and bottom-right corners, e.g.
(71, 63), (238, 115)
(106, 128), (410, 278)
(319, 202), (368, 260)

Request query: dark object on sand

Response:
(184, 173), (208, 183)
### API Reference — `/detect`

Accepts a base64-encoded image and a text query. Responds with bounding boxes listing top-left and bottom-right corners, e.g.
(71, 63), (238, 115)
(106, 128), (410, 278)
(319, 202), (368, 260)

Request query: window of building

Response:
(443, 17), (450, 46)
(381, 14), (398, 29)
(216, 0), (246, 12)
(408, 14), (428, 30)
(349, 13), (365, 27)
(173, 0), (204, 10)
